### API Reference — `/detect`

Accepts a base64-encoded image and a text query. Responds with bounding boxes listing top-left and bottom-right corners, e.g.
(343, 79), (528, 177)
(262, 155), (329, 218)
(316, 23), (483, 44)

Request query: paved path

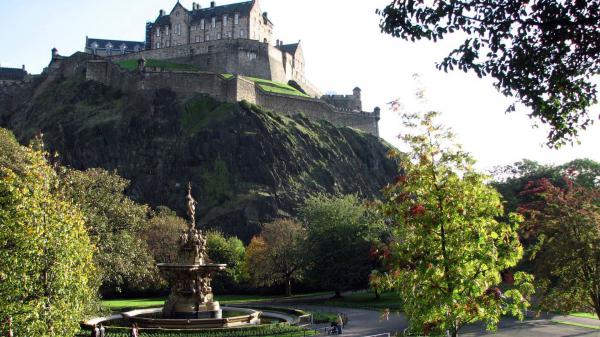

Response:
(290, 304), (600, 337)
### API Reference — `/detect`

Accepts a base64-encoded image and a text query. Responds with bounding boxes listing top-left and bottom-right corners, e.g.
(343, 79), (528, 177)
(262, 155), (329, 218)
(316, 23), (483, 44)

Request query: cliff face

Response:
(0, 55), (397, 242)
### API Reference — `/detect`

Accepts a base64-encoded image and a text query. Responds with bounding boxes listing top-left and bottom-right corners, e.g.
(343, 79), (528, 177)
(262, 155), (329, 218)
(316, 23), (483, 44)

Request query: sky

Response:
(0, 0), (598, 171)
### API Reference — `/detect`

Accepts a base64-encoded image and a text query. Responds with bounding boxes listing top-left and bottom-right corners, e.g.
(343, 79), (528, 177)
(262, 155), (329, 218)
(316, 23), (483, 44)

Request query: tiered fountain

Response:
(82, 185), (302, 331)
(122, 184), (261, 328)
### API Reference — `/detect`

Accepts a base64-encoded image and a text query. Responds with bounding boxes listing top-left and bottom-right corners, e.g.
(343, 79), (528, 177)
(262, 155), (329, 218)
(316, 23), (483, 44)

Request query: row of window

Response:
(155, 30), (246, 49)
(156, 14), (240, 37)
(89, 42), (142, 55)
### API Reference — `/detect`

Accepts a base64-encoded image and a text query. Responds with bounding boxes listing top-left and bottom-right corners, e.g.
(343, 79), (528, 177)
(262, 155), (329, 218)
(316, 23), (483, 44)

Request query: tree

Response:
(299, 194), (384, 297)
(244, 219), (306, 296)
(0, 130), (98, 337)
(380, 111), (533, 336)
(378, 1), (600, 147)
(206, 230), (246, 293)
(520, 178), (600, 319)
(60, 168), (157, 295)
(491, 159), (600, 214)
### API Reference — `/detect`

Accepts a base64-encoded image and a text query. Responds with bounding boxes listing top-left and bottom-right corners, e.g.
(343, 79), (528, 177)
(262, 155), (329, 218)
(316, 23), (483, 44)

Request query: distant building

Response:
(148, 1), (272, 49)
(0, 65), (28, 84)
(85, 37), (146, 57)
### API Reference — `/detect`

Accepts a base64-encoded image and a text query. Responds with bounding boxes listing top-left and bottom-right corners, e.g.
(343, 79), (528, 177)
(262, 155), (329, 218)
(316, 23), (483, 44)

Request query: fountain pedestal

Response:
(157, 263), (226, 319)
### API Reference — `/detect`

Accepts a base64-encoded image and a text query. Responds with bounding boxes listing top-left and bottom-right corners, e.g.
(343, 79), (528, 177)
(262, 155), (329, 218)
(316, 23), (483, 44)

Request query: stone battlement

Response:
(86, 60), (379, 136)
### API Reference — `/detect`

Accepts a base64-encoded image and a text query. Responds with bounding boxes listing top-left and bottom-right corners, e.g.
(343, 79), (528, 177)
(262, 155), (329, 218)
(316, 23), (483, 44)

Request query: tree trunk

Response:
(334, 289), (342, 298)
(593, 292), (600, 320)
(374, 288), (380, 300)
(285, 277), (292, 297)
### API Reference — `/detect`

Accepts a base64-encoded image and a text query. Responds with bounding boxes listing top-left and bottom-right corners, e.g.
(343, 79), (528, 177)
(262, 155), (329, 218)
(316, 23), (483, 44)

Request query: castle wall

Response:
(85, 60), (378, 136)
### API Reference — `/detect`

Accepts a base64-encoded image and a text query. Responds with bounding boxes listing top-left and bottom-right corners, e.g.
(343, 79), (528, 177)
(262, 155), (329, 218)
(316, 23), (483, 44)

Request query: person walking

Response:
(90, 324), (99, 337)
(336, 313), (344, 334)
(129, 323), (139, 337)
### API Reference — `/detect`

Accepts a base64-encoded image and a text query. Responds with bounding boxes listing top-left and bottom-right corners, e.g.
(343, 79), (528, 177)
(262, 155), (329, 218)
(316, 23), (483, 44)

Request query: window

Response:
(156, 29), (161, 37)
(156, 42), (161, 49)
(211, 17), (216, 28)
(176, 23), (181, 35)
(166, 41), (171, 47)
(200, 19), (205, 29)
(90, 42), (98, 54)
(223, 15), (228, 26)
(217, 32), (221, 39)
(166, 26), (169, 35)
(191, 25), (196, 31)
(206, 35), (210, 41)
(227, 32), (232, 39)
(240, 30), (245, 38)
(234, 13), (239, 25)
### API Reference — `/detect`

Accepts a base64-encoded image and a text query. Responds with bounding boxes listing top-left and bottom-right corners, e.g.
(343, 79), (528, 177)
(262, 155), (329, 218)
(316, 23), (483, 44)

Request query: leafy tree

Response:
(491, 158), (600, 213)
(244, 219), (306, 296)
(299, 194), (384, 297)
(520, 178), (600, 318)
(378, 1), (600, 147)
(206, 230), (247, 293)
(60, 168), (156, 295)
(380, 111), (533, 336)
(0, 130), (98, 337)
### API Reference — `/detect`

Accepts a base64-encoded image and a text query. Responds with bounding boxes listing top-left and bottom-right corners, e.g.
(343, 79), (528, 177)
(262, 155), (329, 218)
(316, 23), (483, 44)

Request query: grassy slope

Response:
(570, 312), (599, 320)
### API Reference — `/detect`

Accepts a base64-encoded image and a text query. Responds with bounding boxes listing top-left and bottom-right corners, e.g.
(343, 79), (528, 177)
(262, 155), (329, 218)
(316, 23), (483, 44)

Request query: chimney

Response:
(210, 1), (216, 8)
(51, 48), (58, 60)
(276, 39), (279, 46)
(262, 12), (268, 20)
(159, 9), (165, 16)
(22, 65), (26, 71)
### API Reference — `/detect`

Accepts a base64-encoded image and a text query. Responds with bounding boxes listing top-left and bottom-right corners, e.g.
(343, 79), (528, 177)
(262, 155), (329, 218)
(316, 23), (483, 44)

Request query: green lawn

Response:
(103, 292), (332, 311)
(241, 76), (310, 98)
(320, 291), (402, 311)
(570, 312), (599, 320)
(552, 320), (600, 330)
(116, 59), (199, 71)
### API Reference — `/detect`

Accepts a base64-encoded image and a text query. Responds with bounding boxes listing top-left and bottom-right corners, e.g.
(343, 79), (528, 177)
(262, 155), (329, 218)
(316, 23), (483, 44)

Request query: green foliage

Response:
(200, 159), (232, 207)
(242, 76), (310, 98)
(378, 1), (600, 147)
(299, 194), (384, 296)
(380, 111), (533, 336)
(206, 231), (247, 292)
(520, 178), (600, 319)
(244, 219), (307, 296)
(182, 96), (235, 133)
(0, 130), (98, 337)
(60, 168), (157, 295)
(116, 59), (199, 71)
(492, 158), (600, 214)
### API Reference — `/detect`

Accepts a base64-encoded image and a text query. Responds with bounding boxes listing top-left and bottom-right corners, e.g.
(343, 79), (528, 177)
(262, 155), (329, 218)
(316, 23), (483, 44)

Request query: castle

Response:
(83, 1), (380, 136)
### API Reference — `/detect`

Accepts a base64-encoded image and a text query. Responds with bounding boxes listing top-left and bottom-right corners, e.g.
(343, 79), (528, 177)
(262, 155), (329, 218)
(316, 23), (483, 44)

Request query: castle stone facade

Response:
(81, 0), (380, 135)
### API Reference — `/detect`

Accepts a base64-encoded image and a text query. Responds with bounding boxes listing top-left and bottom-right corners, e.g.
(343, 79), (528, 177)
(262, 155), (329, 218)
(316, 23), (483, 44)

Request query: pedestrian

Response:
(99, 323), (106, 337)
(90, 324), (99, 337)
(129, 323), (139, 337)
(336, 313), (344, 334)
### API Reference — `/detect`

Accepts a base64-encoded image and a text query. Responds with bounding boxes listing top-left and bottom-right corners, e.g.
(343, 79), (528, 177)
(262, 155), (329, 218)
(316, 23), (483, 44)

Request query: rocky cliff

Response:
(0, 54), (397, 242)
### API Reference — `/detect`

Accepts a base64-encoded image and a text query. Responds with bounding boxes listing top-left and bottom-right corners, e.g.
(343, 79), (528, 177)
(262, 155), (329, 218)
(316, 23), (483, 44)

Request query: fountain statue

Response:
(157, 183), (226, 319)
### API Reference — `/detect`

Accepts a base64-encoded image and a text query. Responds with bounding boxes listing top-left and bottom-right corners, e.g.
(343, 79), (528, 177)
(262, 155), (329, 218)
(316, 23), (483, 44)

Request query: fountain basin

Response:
(124, 307), (261, 329)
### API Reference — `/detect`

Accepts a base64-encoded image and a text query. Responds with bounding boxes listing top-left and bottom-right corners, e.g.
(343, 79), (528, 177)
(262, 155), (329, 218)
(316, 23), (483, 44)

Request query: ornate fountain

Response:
(156, 183), (226, 319)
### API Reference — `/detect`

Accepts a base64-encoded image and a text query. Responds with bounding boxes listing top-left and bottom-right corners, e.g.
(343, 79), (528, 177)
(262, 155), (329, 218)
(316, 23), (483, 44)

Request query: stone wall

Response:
(106, 38), (321, 98)
(85, 60), (379, 136)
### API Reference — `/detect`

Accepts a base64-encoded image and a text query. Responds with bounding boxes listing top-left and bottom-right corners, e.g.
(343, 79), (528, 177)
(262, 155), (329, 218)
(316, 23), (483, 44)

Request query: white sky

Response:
(0, 0), (598, 170)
